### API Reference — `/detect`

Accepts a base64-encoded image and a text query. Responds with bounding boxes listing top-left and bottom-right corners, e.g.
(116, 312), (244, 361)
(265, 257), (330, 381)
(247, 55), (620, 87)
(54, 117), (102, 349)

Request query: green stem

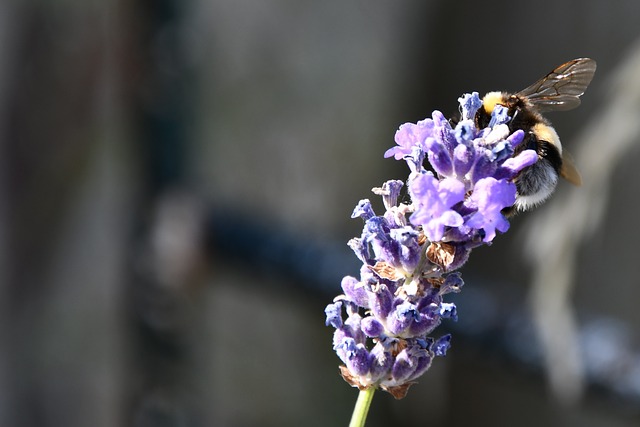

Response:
(349, 387), (375, 427)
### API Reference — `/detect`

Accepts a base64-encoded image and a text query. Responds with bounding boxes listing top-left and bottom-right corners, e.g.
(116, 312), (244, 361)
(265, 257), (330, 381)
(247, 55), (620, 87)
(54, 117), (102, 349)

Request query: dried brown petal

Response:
(369, 261), (405, 281)
(417, 231), (427, 246)
(339, 366), (369, 390)
(381, 382), (415, 399)
(426, 241), (456, 270)
(427, 277), (445, 288)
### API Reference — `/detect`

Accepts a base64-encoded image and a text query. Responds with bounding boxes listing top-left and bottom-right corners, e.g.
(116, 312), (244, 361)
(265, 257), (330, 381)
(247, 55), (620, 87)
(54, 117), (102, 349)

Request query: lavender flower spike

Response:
(325, 92), (539, 400)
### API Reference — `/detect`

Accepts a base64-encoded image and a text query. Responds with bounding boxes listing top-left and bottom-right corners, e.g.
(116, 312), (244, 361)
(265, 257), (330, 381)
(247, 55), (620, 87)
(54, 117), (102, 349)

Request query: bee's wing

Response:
(560, 150), (583, 186)
(517, 58), (597, 112)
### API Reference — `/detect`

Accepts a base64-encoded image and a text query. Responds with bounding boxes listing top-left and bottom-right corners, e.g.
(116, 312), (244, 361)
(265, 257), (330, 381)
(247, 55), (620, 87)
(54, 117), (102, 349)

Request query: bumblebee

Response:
(475, 58), (597, 213)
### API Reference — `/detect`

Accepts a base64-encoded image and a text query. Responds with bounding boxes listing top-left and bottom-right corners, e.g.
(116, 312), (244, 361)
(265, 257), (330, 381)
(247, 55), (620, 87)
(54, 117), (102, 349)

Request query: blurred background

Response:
(3, 1), (640, 426)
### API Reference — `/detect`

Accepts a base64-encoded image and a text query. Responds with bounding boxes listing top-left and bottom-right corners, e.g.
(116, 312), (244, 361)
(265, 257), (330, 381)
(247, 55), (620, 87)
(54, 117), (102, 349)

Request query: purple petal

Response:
(385, 119), (435, 160)
(341, 276), (369, 308)
(325, 301), (343, 328)
(458, 92), (482, 121)
(501, 149), (538, 175)
(433, 335), (452, 357)
(339, 338), (371, 376)
(352, 199), (375, 220)
(465, 178), (515, 242)
(369, 283), (394, 320)
(361, 317), (385, 337)
(369, 341), (394, 382)
(439, 302), (458, 321)
(507, 129), (525, 148)
(453, 143), (473, 177)
(425, 137), (453, 176)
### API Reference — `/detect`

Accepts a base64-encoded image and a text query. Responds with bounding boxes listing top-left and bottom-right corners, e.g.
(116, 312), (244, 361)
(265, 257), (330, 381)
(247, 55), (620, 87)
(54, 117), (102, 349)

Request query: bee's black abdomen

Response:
(535, 137), (563, 173)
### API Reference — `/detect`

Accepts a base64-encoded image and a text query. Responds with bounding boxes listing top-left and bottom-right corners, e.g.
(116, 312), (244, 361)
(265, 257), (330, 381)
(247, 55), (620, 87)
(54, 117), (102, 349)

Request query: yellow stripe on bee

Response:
(532, 123), (562, 154)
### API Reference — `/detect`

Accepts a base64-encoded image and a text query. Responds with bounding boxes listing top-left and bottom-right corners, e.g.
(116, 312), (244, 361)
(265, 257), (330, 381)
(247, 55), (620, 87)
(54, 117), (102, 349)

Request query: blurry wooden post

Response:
(120, 1), (208, 425)
(0, 2), (128, 426)
(0, 1), (206, 426)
